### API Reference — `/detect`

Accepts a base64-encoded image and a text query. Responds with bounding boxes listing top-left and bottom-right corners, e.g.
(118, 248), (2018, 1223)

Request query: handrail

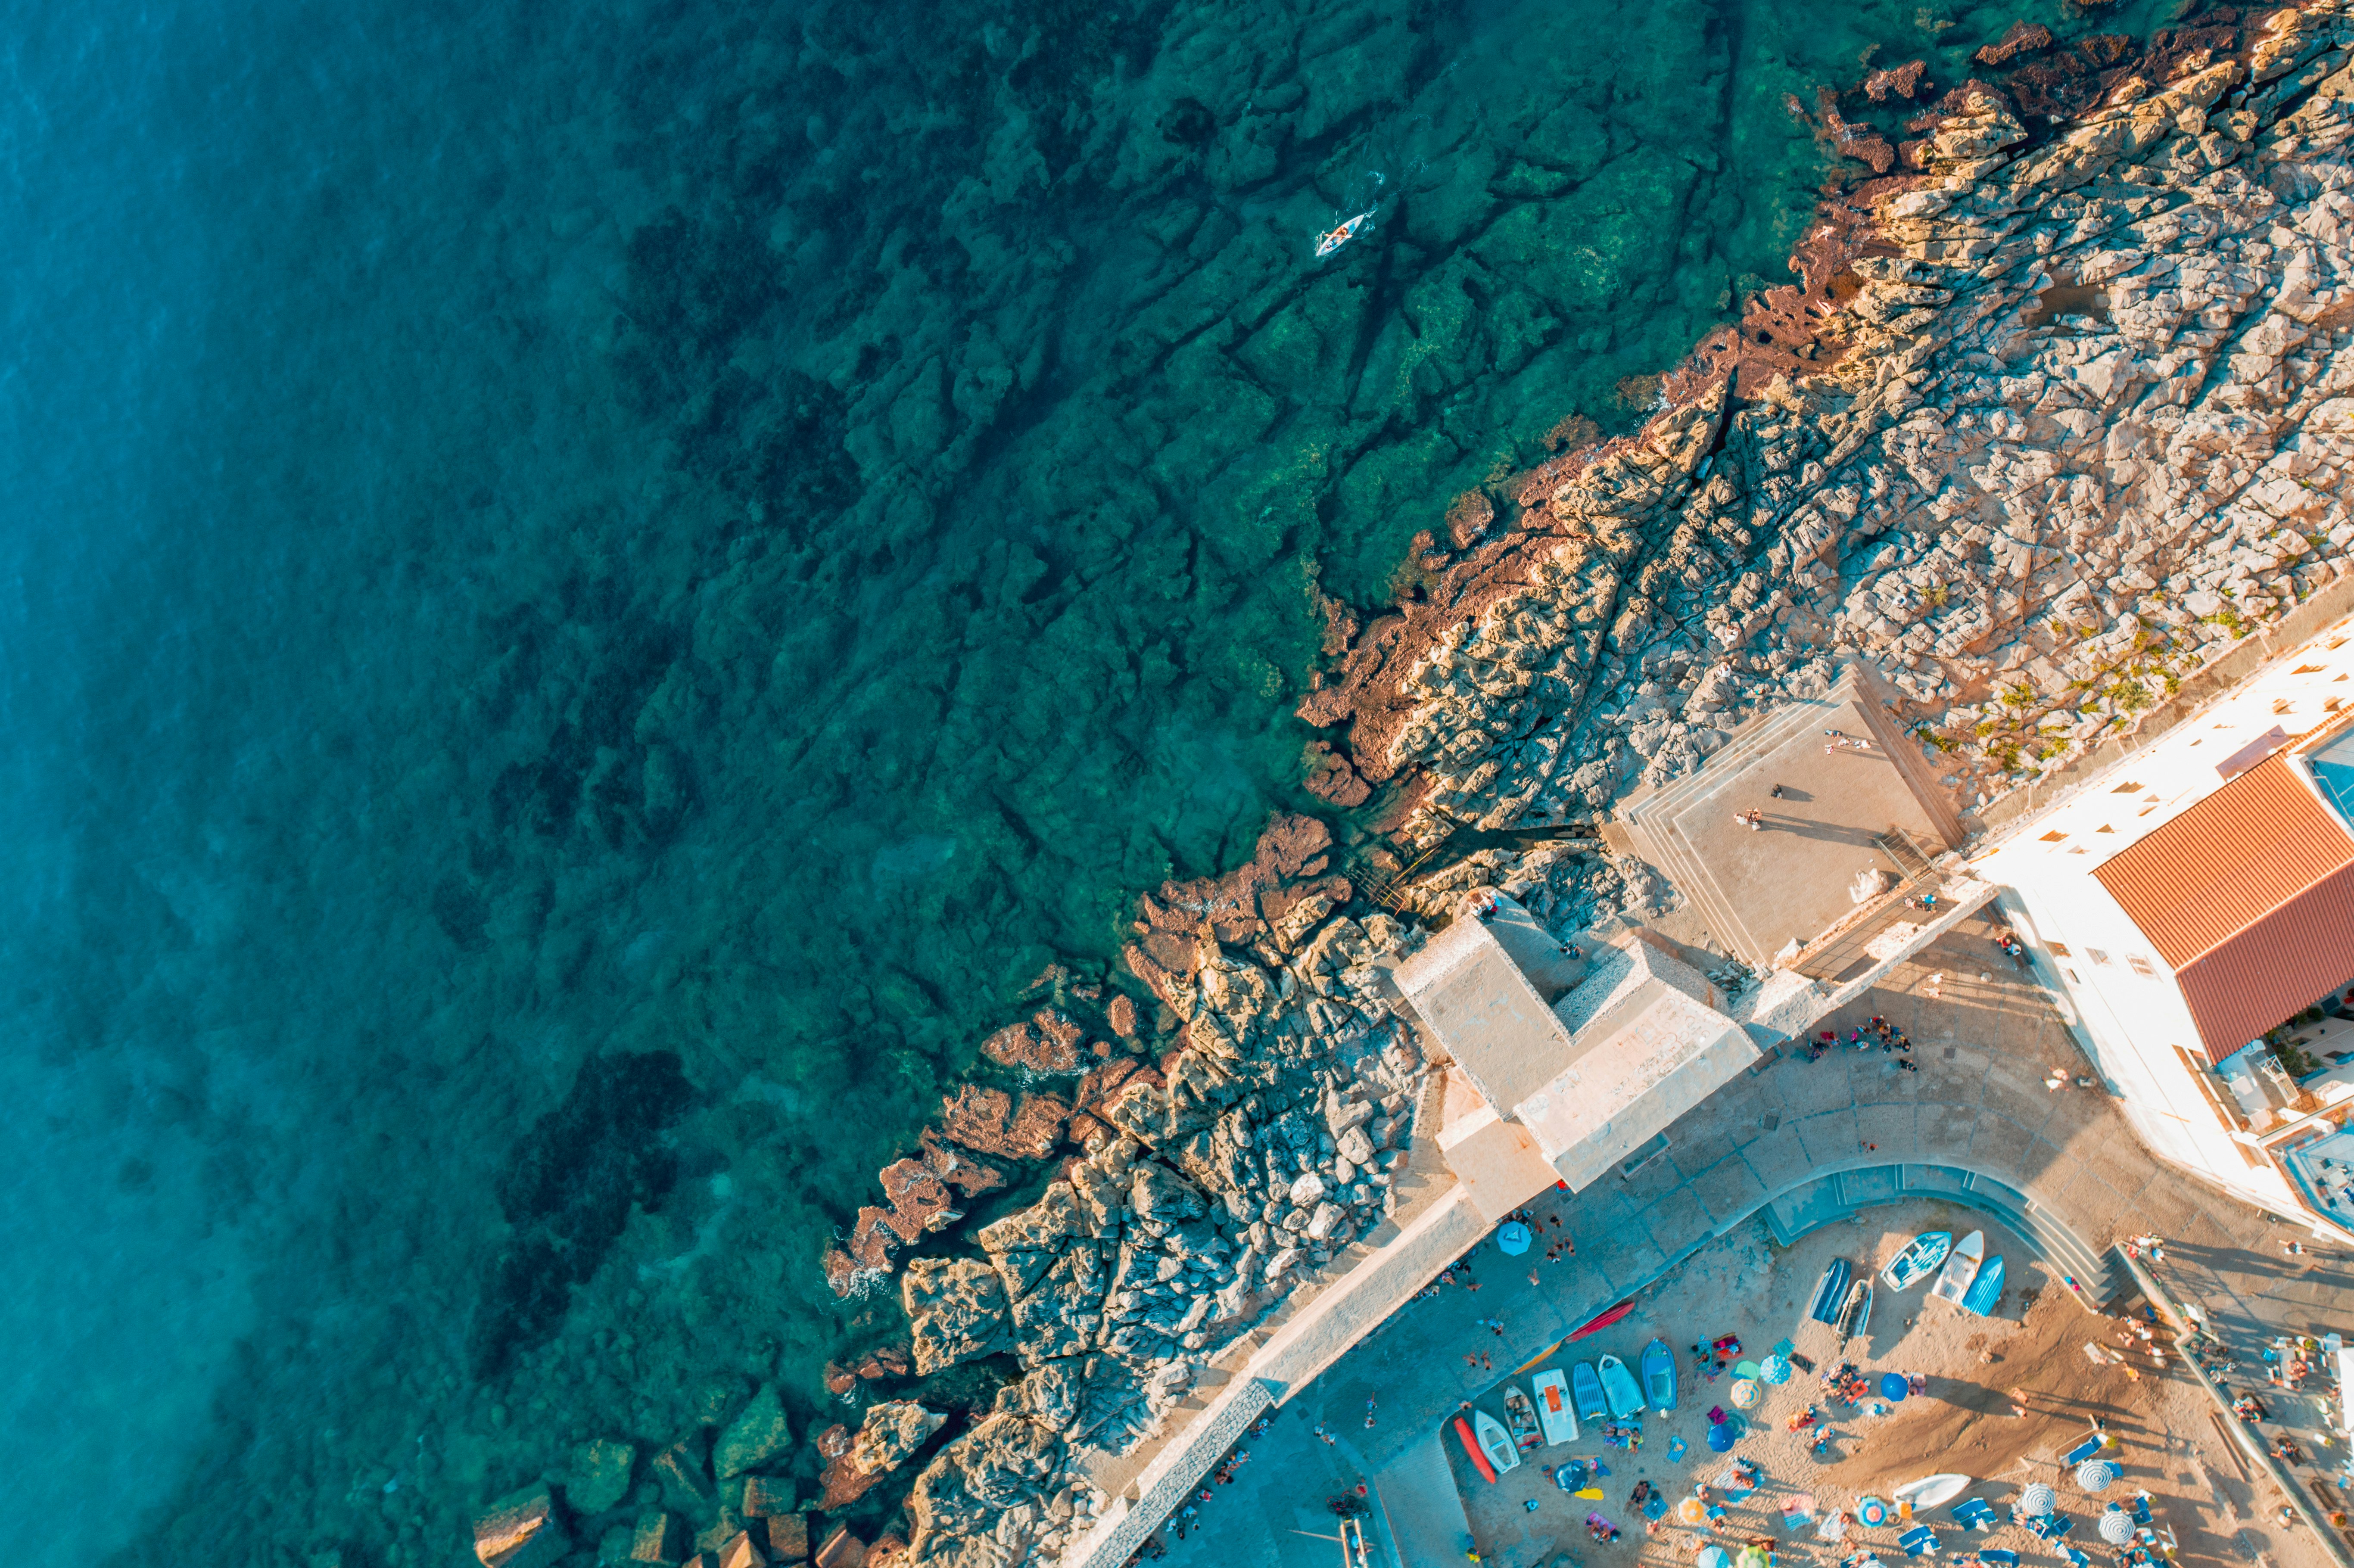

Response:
(2110, 1245), (2354, 1568)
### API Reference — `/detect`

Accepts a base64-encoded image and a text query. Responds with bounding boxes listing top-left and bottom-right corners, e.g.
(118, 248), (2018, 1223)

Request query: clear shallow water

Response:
(0, 0), (2174, 1561)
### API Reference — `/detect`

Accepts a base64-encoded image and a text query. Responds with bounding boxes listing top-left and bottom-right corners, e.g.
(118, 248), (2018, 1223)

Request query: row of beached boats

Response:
(1456, 1338), (1677, 1480)
(1806, 1229), (2005, 1341)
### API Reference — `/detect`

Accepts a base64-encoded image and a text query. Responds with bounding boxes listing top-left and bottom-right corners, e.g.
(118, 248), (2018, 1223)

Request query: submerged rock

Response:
(566, 1437), (636, 1515)
(716, 1384), (794, 1479)
(473, 1483), (569, 1568)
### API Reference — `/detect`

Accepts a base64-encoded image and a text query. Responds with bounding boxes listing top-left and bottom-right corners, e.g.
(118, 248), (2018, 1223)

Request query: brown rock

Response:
(919, 1129), (1006, 1197)
(815, 1526), (867, 1568)
(864, 1537), (908, 1568)
(765, 1514), (811, 1561)
(1302, 742), (1371, 808)
(683, 1556), (717, 1568)
(872, 1158), (956, 1244)
(822, 1210), (898, 1297)
(719, 1531), (767, 1568)
(1864, 58), (1928, 101)
(854, 1344), (910, 1380)
(632, 1511), (689, 1563)
(744, 1477), (797, 1518)
(1444, 488), (1496, 549)
(937, 1084), (1068, 1160)
(1974, 20), (2052, 68)
(821, 1362), (857, 1397)
(653, 1435), (718, 1512)
(1105, 993), (1139, 1038)
(473, 1483), (568, 1568)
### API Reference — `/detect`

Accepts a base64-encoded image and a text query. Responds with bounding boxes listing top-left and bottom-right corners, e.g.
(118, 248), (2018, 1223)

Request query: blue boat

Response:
(1960, 1254), (2005, 1316)
(1640, 1338), (1677, 1413)
(1571, 1360), (1607, 1421)
(1807, 1257), (1851, 1325)
(1598, 1353), (1644, 1420)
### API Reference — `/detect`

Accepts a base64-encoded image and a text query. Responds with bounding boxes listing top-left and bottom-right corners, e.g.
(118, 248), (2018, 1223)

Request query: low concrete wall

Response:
(1062, 1186), (1493, 1568)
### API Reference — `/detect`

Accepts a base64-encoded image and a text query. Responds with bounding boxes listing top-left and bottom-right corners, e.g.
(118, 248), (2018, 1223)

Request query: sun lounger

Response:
(1899, 1526), (1939, 1556)
(1950, 1500), (1996, 1531)
(1978, 1550), (2019, 1566)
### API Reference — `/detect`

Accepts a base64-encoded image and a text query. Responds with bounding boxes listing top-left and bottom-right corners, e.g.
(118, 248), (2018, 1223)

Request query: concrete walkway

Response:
(1144, 913), (2345, 1566)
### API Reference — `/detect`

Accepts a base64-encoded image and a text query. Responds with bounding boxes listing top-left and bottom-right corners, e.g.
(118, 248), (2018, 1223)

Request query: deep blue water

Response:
(0, 0), (2174, 1561)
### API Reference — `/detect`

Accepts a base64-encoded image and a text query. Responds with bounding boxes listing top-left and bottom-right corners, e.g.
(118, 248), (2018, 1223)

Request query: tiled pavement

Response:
(1149, 914), (2354, 1568)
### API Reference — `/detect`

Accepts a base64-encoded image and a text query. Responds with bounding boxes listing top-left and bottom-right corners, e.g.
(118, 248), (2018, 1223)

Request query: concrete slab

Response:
(1370, 1428), (1473, 1568)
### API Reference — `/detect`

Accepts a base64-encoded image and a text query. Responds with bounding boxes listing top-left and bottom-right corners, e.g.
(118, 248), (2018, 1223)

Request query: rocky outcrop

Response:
(819, 1401), (950, 1507)
(903, 1258), (1013, 1375)
(1308, 4), (2354, 870)
(901, 1415), (1078, 1568)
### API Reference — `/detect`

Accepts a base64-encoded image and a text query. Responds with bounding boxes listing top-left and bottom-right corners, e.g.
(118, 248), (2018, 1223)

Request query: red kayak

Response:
(1569, 1299), (1637, 1340)
(1453, 1416), (1499, 1484)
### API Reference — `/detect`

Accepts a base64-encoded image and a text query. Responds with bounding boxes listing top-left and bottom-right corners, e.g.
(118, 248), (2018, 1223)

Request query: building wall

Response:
(1990, 877), (2301, 1217)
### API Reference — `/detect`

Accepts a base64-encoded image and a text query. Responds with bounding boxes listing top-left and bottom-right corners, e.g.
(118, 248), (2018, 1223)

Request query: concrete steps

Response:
(1763, 1162), (2120, 1306)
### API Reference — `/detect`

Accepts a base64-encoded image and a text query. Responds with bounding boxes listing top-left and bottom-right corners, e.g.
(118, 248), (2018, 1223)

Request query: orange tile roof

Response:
(2096, 756), (2354, 1061)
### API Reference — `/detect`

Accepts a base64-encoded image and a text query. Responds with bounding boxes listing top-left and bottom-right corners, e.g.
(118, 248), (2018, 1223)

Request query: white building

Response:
(1972, 608), (2354, 1237)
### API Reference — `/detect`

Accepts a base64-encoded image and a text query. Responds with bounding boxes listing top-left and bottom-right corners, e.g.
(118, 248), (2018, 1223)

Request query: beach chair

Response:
(2027, 1517), (2074, 1543)
(1978, 1552), (2018, 1567)
(1899, 1526), (1939, 1557)
(1950, 1500), (1997, 1532)
(2061, 1434), (2105, 1465)
(2130, 1494), (2152, 1526)
(2062, 1549), (2091, 1568)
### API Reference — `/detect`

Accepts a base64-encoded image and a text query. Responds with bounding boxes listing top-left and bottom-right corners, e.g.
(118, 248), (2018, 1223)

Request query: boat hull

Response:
(1929, 1231), (1985, 1306)
(1960, 1255), (2005, 1315)
(1640, 1338), (1677, 1414)
(1598, 1353), (1644, 1420)
(1473, 1409), (1521, 1474)
(1881, 1230), (1955, 1291)
(1808, 1258), (1852, 1325)
(1532, 1370), (1579, 1444)
(1571, 1361), (1607, 1420)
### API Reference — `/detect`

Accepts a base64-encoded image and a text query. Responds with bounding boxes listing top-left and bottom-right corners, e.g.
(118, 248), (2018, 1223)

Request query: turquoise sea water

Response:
(0, 0), (2175, 1561)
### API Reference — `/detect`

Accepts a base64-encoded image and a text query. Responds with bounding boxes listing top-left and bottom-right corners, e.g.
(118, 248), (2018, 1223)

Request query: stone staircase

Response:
(1762, 1161), (2122, 1306)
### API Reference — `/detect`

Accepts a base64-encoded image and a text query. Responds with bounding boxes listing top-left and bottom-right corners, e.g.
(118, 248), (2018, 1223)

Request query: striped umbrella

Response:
(2019, 1483), (2058, 1516)
(2076, 1459), (2118, 1493)
(1697, 1549), (1732, 1568)
(2098, 1508), (2136, 1546)
(1731, 1378), (1764, 1410)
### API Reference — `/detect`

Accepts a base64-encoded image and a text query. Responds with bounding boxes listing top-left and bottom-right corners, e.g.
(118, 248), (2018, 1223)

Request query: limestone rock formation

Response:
(903, 1257), (1012, 1375)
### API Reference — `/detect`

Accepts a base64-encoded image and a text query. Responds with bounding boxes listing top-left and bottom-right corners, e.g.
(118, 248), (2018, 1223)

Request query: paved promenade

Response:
(1143, 913), (2353, 1568)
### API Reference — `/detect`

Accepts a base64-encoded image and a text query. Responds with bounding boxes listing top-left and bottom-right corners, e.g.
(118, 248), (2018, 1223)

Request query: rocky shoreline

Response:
(475, 4), (2354, 1565)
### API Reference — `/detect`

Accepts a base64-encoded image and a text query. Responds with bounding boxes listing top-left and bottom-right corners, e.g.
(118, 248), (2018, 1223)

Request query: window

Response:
(2087, 949), (2111, 966)
(2048, 942), (2072, 956)
(2296, 664), (2327, 675)
(2040, 830), (2068, 842)
(2112, 781), (2144, 793)
(2127, 955), (2155, 977)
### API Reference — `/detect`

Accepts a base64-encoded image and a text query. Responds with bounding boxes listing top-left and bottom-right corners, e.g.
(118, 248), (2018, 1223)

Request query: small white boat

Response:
(1315, 211), (1372, 258)
(1473, 1407), (1521, 1474)
(1532, 1369), (1579, 1444)
(1893, 1473), (1971, 1512)
(1929, 1230), (1986, 1308)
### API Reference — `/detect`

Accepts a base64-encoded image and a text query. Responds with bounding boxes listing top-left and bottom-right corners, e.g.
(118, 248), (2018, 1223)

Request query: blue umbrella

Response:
(1498, 1221), (1532, 1256)
(1879, 1372), (1909, 1401)
(1698, 1548), (1734, 1568)
(1709, 1422), (1737, 1452)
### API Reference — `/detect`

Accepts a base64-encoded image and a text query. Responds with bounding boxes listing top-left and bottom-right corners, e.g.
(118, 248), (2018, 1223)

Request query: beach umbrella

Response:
(1731, 1378), (1764, 1410)
(2076, 1459), (2118, 1493)
(1680, 1498), (1710, 1526)
(1761, 1353), (1793, 1385)
(1737, 1546), (1773, 1568)
(1879, 1372), (1910, 1401)
(1709, 1422), (1737, 1452)
(1858, 1496), (1891, 1527)
(2098, 1508), (2136, 1546)
(2019, 1484), (2058, 1517)
(1698, 1547), (1733, 1568)
(1498, 1221), (1532, 1256)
